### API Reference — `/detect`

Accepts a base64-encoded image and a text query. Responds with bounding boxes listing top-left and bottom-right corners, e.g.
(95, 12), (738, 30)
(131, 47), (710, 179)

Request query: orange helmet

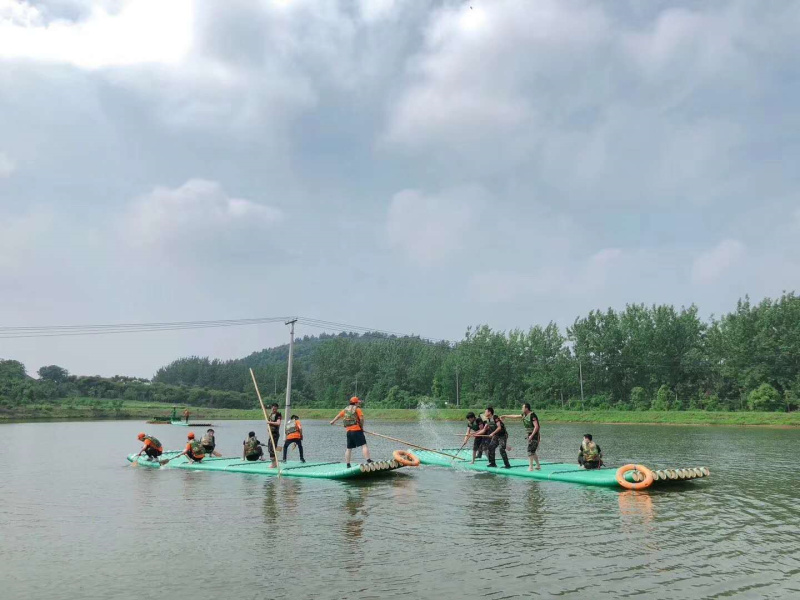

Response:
(137, 432), (146, 440)
(187, 432), (195, 439)
(350, 396), (360, 404)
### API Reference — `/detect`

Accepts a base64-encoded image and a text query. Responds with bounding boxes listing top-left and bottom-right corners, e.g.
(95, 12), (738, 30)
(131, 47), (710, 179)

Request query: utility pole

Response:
(455, 364), (460, 407)
(579, 360), (585, 409)
(284, 318), (297, 437)
(354, 376), (358, 397)
(274, 373), (277, 395)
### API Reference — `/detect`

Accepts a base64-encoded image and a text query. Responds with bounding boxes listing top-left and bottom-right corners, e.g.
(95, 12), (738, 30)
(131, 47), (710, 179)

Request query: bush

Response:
(651, 385), (671, 411)
(630, 387), (650, 411)
(747, 384), (781, 411)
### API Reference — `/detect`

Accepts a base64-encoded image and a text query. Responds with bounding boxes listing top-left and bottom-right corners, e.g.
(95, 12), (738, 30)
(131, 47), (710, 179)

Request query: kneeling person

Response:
(182, 432), (205, 463)
(243, 431), (265, 461)
(282, 415), (305, 463)
(201, 428), (216, 456)
(136, 432), (163, 461)
(578, 434), (603, 469)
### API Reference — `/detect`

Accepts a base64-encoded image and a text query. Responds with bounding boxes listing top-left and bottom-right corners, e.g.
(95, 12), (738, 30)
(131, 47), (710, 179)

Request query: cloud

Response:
(122, 179), (283, 258)
(387, 186), (483, 266)
(691, 239), (745, 284)
(0, 0), (193, 69)
(0, 206), (55, 271)
(0, 151), (15, 177)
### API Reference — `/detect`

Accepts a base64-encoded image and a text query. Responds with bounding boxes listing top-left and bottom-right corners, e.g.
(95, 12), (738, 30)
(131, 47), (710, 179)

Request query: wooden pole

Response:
(364, 430), (465, 460)
(250, 368), (281, 475)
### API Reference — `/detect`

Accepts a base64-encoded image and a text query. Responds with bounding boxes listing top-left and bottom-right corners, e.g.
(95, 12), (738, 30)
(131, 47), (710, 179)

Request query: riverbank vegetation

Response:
(2, 293), (798, 418)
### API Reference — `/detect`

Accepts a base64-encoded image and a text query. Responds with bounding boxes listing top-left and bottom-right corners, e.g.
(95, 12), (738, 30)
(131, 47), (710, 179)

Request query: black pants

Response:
(282, 439), (305, 461)
(579, 456), (601, 469)
(144, 447), (162, 459)
(202, 445), (215, 455)
(473, 438), (483, 458)
(487, 436), (511, 468)
(267, 435), (279, 459)
(245, 447), (264, 461)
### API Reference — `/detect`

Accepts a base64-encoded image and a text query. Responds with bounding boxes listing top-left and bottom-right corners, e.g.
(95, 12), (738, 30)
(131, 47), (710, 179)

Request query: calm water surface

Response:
(1, 419), (798, 599)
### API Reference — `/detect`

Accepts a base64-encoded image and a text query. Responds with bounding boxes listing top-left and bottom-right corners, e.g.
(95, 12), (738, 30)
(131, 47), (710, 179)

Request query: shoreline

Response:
(1, 402), (798, 427)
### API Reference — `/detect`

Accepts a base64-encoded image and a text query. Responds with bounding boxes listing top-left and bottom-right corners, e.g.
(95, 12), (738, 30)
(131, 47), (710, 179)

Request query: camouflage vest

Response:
(468, 419), (482, 432)
(581, 440), (599, 462)
(188, 440), (205, 458)
(286, 420), (299, 435)
(145, 436), (161, 449)
(484, 416), (497, 434)
(244, 437), (260, 456)
(343, 406), (360, 428)
(522, 412), (538, 436)
(200, 433), (214, 446)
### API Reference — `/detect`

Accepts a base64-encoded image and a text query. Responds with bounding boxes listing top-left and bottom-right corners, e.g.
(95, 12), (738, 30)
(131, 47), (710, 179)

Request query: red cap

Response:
(187, 432), (195, 439)
(350, 396), (360, 404)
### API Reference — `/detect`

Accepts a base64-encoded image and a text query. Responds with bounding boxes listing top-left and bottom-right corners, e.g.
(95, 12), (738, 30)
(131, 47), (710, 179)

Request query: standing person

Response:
(464, 412), (485, 463)
(502, 403), (541, 471)
(266, 403), (282, 468)
(183, 408), (190, 424)
(201, 429), (216, 456)
(578, 434), (603, 469)
(484, 407), (511, 469)
(329, 397), (373, 468)
(242, 431), (265, 461)
(182, 432), (205, 463)
(135, 432), (163, 461)
(282, 415), (306, 463)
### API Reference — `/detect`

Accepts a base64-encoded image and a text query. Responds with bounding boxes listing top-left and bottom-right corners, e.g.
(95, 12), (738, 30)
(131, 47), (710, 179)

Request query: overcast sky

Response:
(1, 0), (798, 378)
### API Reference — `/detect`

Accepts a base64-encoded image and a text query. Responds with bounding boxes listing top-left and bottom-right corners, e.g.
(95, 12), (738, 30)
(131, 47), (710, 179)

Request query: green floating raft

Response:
(127, 451), (405, 480)
(413, 448), (709, 490)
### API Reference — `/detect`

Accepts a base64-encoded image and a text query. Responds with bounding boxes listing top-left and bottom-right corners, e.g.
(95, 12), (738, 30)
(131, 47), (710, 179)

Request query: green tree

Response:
(38, 365), (69, 383)
(747, 383), (781, 411)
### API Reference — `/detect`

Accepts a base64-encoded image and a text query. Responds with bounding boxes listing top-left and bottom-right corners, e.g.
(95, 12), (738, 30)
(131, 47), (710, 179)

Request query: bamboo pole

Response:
(364, 430), (465, 460)
(249, 368), (281, 476)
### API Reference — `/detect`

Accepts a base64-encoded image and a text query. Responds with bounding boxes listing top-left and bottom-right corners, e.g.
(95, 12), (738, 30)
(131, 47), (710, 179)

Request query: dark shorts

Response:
(527, 436), (540, 456)
(579, 456), (601, 469)
(346, 430), (367, 449)
(202, 445), (215, 454)
(188, 453), (204, 462)
(473, 437), (483, 453)
(145, 447), (162, 459)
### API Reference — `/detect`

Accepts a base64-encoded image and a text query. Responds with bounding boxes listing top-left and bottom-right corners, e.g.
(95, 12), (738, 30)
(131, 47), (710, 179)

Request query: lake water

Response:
(1, 419), (798, 599)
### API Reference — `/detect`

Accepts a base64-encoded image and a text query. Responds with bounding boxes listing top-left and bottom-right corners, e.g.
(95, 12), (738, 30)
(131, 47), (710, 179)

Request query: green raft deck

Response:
(127, 451), (406, 480)
(414, 449), (709, 490)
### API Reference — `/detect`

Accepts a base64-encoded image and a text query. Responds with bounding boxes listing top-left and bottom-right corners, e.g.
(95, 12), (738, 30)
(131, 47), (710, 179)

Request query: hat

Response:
(350, 396), (361, 404)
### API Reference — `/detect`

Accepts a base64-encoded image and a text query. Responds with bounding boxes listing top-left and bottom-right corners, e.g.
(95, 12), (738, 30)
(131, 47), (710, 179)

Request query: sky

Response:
(1, 0), (799, 378)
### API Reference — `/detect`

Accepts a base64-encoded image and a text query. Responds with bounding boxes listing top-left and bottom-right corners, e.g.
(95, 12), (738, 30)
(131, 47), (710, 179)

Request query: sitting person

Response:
(243, 431), (265, 461)
(578, 433), (603, 469)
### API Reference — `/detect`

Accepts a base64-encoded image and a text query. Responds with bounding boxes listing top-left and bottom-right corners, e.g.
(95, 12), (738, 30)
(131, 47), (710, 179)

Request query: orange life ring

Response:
(616, 464), (654, 490)
(392, 450), (420, 467)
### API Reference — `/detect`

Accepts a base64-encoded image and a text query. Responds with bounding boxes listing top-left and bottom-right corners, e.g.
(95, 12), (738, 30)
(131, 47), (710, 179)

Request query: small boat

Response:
(169, 420), (214, 427)
(127, 452), (406, 480)
(413, 449), (709, 490)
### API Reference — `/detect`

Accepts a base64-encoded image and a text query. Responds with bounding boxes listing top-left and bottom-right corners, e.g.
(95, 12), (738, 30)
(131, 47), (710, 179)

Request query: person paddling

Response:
(330, 396), (373, 469)
(464, 412), (485, 463)
(201, 429), (216, 456)
(182, 432), (205, 463)
(484, 407), (511, 469)
(282, 415), (305, 463)
(266, 403), (282, 469)
(578, 434), (603, 469)
(136, 432), (163, 461)
(243, 431), (266, 461)
(502, 403), (541, 471)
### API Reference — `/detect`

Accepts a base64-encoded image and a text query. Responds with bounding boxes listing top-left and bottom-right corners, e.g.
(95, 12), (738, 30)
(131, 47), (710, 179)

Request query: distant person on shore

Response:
(330, 397), (373, 469)
(201, 429), (216, 456)
(183, 408), (190, 423)
(182, 432), (205, 463)
(136, 432), (163, 461)
(171, 407), (177, 421)
(282, 415), (305, 463)
(266, 403), (282, 468)
(464, 412), (485, 463)
(484, 406), (511, 469)
(243, 431), (265, 461)
(578, 434), (603, 469)
(502, 403), (541, 471)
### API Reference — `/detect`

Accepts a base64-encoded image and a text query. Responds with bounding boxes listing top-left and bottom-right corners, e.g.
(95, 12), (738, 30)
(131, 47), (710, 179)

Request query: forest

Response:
(2, 293), (798, 413)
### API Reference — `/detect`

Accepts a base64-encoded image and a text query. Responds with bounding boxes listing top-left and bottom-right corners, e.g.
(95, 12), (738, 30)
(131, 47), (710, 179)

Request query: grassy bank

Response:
(1, 400), (798, 426)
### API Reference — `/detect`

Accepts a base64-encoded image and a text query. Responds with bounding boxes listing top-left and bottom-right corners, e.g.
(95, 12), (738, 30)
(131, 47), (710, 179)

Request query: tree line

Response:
(2, 293), (798, 412)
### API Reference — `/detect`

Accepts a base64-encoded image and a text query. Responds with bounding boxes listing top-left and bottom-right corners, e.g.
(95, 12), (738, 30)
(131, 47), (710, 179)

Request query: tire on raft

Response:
(392, 450), (420, 467)
(616, 464), (654, 490)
